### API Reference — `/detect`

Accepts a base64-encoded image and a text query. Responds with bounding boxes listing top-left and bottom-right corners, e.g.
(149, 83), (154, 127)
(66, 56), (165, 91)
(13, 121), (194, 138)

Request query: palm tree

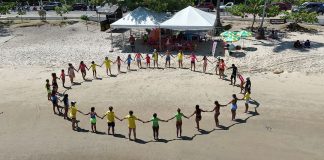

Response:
(214, 0), (222, 36)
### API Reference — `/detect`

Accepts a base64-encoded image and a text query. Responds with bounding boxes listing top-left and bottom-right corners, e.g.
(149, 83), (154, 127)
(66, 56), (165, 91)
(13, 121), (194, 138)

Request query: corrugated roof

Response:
(97, 4), (119, 15)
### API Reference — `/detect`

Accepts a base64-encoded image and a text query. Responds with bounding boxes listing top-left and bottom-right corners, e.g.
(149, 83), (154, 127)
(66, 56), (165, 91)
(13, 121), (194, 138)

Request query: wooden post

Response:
(97, 13), (99, 26)
(122, 32), (125, 51)
(159, 27), (161, 51)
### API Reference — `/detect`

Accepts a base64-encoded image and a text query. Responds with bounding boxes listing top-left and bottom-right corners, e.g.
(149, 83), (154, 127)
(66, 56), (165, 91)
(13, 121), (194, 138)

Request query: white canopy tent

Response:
(109, 7), (168, 51)
(160, 6), (216, 31)
(110, 7), (168, 29)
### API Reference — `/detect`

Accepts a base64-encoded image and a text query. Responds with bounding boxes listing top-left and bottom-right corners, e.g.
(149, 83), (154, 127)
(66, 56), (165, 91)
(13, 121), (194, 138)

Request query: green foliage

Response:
(17, 7), (26, 22)
(294, 0), (323, 5)
(226, 4), (245, 17)
(55, 5), (72, 21)
(227, 0), (280, 30)
(281, 11), (318, 24)
(80, 15), (89, 21)
(90, 0), (106, 6)
(38, 10), (47, 21)
(17, 8), (26, 16)
(121, 0), (194, 12)
(0, 2), (15, 15)
(271, 0), (322, 5)
(262, 5), (280, 17)
(80, 15), (90, 30)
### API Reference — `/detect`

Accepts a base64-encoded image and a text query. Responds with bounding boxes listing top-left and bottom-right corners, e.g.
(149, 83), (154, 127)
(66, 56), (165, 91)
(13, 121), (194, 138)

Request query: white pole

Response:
(109, 32), (113, 52)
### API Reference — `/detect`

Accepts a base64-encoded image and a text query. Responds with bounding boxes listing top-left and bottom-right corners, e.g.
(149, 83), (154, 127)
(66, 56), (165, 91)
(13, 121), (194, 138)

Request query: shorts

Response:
(152, 126), (159, 132)
(231, 74), (236, 80)
(146, 60), (150, 64)
(52, 100), (58, 106)
(137, 59), (141, 63)
(231, 104), (237, 110)
(90, 118), (96, 124)
(245, 99), (250, 104)
(176, 120), (182, 127)
(64, 105), (69, 110)
(108, 122), (115, 127)
(191, 61), (195, 64)
(69, 73), (75, 78)
(196, 116), (202, 121)
(47, 89), (51, 94)
(219, 68), (224, 72)
(166, 56), (171, 61)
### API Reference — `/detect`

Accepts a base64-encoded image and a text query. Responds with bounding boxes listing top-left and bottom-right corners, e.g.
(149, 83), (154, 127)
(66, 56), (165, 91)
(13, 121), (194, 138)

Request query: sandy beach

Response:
(0, 21), (324, 160)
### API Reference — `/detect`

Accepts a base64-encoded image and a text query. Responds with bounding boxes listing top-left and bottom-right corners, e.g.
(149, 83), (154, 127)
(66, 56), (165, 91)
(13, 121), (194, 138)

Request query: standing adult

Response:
(101, 106), (122, 135)
(168, 108), (189, 138)
(78, 61), (89, 80)
(152, 49), (160, 69)
(135, 52), (144, 69)
(177, 50), (184, 68)
(121, 110), (144, 141)
(219, 59), (226, 79)
(228, 64), (238, 85)
(163, 50), (174, 68)
(129, 35), (136, 52)
(209, 101), (226, 127)
(101, 57), (113, 76)
(68, 63), (78, 85)
(245, 77), (251, 93)
(226, 94), (238, 121)
(189, 52), (198, 71)
(189, 105), (207, 130)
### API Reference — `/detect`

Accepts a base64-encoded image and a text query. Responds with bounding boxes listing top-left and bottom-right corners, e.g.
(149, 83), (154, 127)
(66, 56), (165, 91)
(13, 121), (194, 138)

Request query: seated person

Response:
(294, 40), (303, 48)
(228, 43), (236, 55)
(304, 40), (310, 48)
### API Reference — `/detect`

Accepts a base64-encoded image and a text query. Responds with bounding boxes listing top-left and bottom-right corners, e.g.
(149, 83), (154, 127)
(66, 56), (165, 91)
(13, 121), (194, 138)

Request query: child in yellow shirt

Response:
(121, 110), (144, 141)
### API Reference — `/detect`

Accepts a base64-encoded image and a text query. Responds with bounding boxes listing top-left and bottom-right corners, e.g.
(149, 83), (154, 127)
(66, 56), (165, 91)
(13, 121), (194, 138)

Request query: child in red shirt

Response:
(145, 54), (151, 68)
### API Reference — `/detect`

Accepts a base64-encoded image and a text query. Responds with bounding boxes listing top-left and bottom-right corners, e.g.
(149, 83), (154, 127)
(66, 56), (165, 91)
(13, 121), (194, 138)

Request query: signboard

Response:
(212, 41), (217, 57)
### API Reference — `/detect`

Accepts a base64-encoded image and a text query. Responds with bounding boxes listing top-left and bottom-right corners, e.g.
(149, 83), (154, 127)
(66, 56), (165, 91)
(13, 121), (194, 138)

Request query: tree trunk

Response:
(213, 0), (222, 36)
(251, 14), (256, 31)
(258, 0), (267, 39)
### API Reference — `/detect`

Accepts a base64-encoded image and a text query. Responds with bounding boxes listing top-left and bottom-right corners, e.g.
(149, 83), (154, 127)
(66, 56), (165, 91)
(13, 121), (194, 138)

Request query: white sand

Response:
(0, 22), (324, 160)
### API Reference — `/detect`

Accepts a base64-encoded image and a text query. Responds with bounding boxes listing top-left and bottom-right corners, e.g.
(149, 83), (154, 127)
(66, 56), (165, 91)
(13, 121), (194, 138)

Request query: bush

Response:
(55, 5), (72, 21)
(281, 11), (318, 24)
(80, 15), (89, 21)
(38, 10), (46, 21)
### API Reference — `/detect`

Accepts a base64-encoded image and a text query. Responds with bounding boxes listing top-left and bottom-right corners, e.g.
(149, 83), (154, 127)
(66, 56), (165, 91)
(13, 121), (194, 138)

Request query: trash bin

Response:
(100, 20), (109, 31)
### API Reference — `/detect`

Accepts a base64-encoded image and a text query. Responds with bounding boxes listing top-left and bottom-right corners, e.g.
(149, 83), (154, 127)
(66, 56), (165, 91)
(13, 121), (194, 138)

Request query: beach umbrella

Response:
(223, 35), (240, 42)
(220, 31), (234, 37)
(237, 30), (252, 37)
(237, 30), (252, 48)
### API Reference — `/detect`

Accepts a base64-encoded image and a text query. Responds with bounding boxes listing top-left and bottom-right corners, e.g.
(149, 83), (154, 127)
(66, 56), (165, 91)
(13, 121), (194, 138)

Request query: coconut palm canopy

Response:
(223, 35), (241, 42)
(237, 30), (252, 37)
(220, 31), (234, 37)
